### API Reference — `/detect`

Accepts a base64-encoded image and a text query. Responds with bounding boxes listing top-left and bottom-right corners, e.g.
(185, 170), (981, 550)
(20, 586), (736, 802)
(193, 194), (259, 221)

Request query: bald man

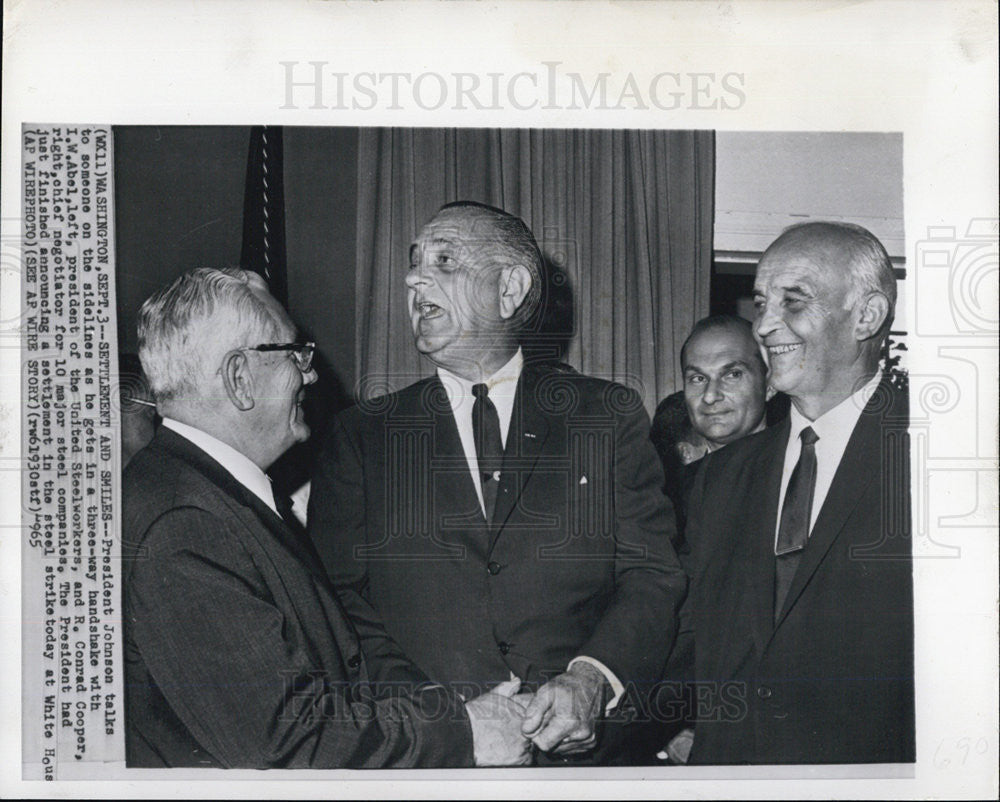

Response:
(671, 222), (913, 764)
(681, 315), (772, 451)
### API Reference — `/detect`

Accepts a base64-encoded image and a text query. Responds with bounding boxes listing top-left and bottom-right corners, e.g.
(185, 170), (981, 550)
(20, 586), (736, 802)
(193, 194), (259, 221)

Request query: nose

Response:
(754, 298), (782, 341)
(703, 378), (723, 404)
(405, 261), (431, 290)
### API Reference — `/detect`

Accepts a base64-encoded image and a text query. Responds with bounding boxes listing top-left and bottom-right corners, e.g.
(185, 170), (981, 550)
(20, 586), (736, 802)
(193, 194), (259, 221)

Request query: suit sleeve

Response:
(577, 399), (688, 692)
(308, 412), (433, 690)
(128, 507), (473, 768)
(663, 455), (710, 684)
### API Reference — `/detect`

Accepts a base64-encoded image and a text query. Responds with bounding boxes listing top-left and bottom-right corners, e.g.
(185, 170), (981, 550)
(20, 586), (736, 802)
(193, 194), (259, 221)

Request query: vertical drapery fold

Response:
(356, 128), (714, 414)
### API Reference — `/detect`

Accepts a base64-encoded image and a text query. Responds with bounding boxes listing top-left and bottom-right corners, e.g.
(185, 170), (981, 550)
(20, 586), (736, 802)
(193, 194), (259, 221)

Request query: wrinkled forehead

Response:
(754, 232), (852, 292)
(414, 208), (503, 250)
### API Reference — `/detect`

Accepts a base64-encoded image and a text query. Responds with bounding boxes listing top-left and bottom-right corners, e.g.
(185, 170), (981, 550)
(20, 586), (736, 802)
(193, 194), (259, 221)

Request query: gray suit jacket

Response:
(123, 427), (473, 768)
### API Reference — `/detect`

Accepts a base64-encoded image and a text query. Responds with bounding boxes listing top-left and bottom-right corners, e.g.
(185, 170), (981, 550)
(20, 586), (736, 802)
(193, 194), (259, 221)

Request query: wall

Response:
(715, 131), (905, 257)
(283, 127), (358, 401)
(114, 126), (249, 352)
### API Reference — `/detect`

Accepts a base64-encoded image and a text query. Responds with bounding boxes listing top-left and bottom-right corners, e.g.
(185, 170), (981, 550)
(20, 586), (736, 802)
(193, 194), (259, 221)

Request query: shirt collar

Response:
(161, 417), (278, 514)
(437, 348), (523, 405)
(788, 372), (883, 445)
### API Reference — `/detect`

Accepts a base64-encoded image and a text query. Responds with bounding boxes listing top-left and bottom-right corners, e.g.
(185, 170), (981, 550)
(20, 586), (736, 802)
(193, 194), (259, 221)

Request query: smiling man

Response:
(310, 201), (686, 765)
(681, 315), (771, 451)
(669, 221), (914, 764)
(121, 267), (528, 769)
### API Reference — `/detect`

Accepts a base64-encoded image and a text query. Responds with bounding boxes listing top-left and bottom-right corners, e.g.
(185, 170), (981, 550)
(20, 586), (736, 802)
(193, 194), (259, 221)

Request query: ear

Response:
(220, 350), (256, 411)
(854, 291), (890, 341)
(498, 264), (533, 320)
(765, 384), (777, 402)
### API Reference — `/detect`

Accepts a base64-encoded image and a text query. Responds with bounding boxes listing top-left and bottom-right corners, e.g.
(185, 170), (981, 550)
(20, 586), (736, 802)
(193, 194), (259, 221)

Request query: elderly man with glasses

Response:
(122, 267), (531, 769)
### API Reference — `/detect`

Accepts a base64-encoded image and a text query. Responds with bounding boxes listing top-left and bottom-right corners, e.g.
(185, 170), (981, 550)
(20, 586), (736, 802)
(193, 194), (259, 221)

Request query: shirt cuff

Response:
(567, 656), (625, 711)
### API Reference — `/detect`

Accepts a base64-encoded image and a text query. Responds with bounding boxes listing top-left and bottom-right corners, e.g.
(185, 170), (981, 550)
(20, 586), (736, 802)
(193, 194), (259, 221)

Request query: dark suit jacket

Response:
(673, 379), (914, 764)
(123, 427), (473, 768)
(309, 362), (686, 707)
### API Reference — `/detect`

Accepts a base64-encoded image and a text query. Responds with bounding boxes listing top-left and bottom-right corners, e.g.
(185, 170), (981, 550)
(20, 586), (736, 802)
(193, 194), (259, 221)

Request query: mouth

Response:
(766, 343), (801, 357)
(415, 300), (446, 320)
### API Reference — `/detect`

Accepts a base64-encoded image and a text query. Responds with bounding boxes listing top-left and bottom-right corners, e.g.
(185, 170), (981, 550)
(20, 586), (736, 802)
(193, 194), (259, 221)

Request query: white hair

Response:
(137, 268), (280, 404)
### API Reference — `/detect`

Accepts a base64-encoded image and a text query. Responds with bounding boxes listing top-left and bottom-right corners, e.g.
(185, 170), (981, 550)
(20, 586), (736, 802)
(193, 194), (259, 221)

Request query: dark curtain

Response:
(356, 128), (714, 414)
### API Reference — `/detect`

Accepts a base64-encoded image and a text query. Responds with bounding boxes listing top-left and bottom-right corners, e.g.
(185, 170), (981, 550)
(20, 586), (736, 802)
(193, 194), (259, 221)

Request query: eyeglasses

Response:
(124, 396), (157, 409)
(242, 342), (316, 373)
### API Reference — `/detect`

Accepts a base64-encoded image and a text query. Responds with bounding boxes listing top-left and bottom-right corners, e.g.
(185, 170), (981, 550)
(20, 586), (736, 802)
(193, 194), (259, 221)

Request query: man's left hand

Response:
(521, 662), (610, 754)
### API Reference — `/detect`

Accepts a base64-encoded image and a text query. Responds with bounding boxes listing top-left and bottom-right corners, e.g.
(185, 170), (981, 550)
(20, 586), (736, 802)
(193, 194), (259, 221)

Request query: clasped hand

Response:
(521, 662), (608, 755)
(465, 664), (608, 765)
(465, 678), (535, 766)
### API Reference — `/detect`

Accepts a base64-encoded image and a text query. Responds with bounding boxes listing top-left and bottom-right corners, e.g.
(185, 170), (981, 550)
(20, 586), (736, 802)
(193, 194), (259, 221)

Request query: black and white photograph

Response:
(107, 125), (912, 771)
(2, 1), (997, 799)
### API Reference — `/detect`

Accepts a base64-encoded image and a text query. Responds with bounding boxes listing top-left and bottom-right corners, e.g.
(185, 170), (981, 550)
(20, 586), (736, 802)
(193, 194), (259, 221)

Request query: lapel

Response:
(156, 428), (330, 584)
(418, 375), (487, 529)
(742, 420), (789, 658)
(771, 380), (888, 630)
(488, 365), (551, 552)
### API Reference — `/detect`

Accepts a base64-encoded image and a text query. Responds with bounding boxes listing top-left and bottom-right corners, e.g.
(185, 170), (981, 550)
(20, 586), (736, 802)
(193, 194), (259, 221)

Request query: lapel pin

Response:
(524, 431), (537, 439)
(579, 476), (588, 485)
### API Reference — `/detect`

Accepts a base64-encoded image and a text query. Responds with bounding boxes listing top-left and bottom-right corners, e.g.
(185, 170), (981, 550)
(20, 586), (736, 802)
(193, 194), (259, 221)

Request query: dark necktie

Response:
(273, 489), (302, 532)
(472, 382), (504, 522)
(774, 425), (819, 621)
(272, 487), (325, 567)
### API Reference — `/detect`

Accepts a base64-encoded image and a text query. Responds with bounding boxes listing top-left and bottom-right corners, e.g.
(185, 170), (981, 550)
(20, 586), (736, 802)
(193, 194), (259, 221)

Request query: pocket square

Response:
(579, 475), (588, 485)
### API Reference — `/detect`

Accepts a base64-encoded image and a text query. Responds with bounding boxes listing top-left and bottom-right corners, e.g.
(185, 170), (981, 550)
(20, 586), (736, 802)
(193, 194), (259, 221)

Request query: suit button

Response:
(347, 654), (362, 669)
(487, 561), (502, 575)
(497, 641), (510, 655)
(756, 685), (772, 700)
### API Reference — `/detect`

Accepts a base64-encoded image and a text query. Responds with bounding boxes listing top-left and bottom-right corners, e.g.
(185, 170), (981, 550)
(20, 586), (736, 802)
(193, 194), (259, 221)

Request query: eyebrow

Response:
(753, 280), (814, 296)
(425, 236), (456, 248)
(685, 359), (754, 374)
(410, 236), (458, 257)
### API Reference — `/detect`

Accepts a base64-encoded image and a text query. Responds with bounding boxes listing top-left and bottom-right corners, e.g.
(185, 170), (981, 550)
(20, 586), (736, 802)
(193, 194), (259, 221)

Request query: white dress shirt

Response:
(162, 418), (279, 515)
(774, 373), (883, 548)
(437, 348), (522, 517)
(438, 349), (624, 708)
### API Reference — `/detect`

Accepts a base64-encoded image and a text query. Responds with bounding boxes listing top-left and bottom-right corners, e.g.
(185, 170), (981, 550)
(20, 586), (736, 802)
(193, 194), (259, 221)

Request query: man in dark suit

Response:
(653, 315), (775, 538)
(123, 267), (531, 768)
(309, 202), (686, 762)
(672, 221), (914, 764)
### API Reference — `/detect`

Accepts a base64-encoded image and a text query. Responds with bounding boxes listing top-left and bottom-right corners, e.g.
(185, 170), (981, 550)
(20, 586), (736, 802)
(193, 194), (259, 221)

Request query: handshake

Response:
(463, 662), (610, 766)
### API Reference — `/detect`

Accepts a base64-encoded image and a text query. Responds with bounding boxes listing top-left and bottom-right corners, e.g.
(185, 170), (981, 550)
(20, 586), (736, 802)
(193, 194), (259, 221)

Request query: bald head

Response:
(768, 221), (896, 314)
(753, 221), (895, 419)
(681, 315), (770, 449)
